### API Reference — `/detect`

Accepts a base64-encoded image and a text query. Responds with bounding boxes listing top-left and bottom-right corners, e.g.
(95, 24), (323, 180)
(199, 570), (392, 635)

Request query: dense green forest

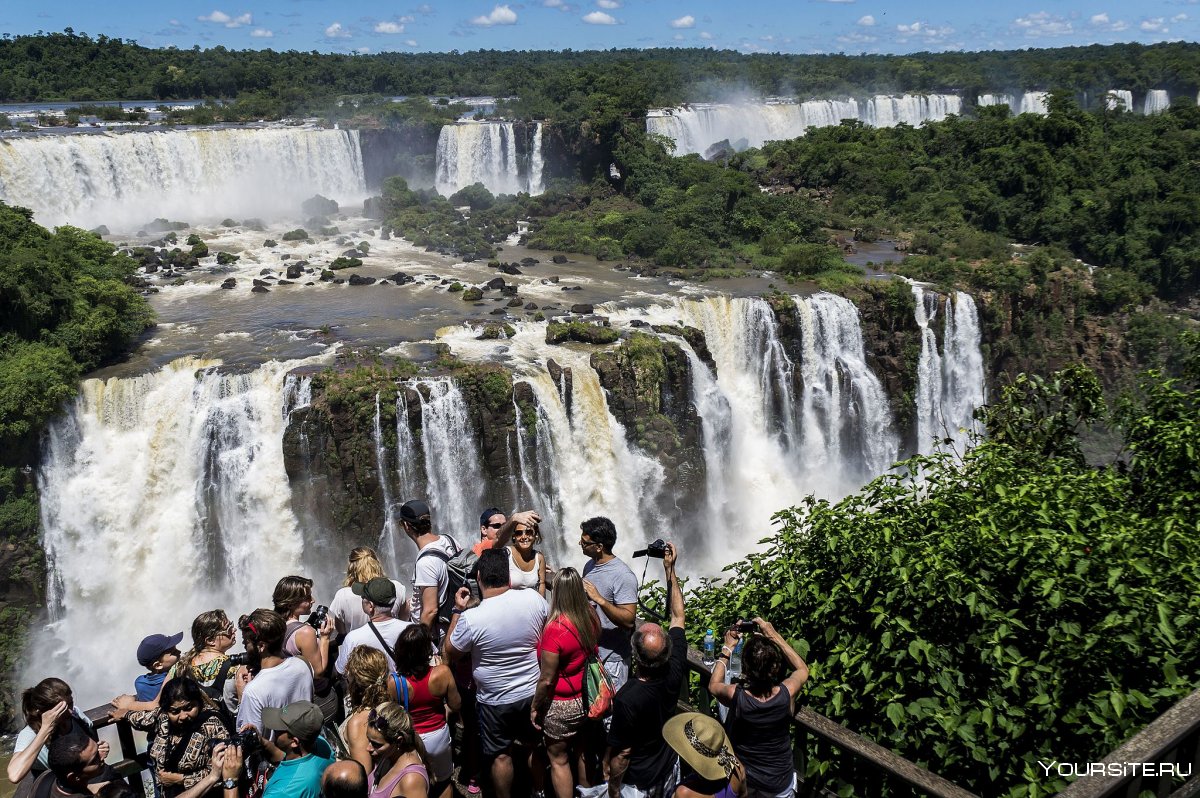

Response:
(3, 31), (1200, 111)
(0, 204), (154, 690)
(679, 349), (1200, 797)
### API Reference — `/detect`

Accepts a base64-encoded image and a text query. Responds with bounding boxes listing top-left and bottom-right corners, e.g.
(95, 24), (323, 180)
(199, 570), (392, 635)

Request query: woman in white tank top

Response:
(508, 520), (547, 595)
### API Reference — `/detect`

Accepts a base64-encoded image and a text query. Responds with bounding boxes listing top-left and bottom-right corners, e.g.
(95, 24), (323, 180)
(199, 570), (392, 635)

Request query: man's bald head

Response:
(321, 760), (366, 798)
(633, 622), (672, 680)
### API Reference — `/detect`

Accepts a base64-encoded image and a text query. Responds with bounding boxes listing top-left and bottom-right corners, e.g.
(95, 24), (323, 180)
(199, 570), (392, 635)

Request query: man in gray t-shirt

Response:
(579, 516), (638, 691)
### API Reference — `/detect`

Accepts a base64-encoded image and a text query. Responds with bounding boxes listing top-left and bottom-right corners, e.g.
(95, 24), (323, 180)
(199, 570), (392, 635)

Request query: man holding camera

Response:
(605, 541), (686, 798)
(333, 578), (411, 675)
(579, 517), (638, 692)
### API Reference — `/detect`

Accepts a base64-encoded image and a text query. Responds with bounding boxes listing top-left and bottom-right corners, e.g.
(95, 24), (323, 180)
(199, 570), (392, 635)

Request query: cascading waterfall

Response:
(645, 95), (960, 156)
(1143, 90), (1170, 115)
(911, 285), (986, 455)
(434, 121), (544, 197)
(977, 93), (1015, 110)
(0, 127), (367, 230)
(410, 378), (486, 540)
(793, 294), (898, 487)
(1106, 90), (1134, 111)
(33, 356), (322, 706)
(372, 392), (400, 549)
(1019, 92), (1050, 115)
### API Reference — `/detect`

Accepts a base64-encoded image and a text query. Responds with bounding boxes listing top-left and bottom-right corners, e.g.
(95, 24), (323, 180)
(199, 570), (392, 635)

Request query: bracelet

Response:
(451, 608), (465, 615)
(720, 646), (733, 656)
(716, 654), (729, 662)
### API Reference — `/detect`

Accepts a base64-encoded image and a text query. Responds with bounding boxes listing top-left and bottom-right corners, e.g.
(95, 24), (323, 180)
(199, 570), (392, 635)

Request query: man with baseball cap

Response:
(333, 577), (412, 675)
(259, 701), (334, 798)
(134, 631), (184, 701)
(400, 499), (461, 641)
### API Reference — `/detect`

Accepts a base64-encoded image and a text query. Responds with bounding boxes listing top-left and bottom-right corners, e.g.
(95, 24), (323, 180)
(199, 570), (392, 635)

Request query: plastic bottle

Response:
(728, 638), (743, 679)
(703, 629), (716, 667)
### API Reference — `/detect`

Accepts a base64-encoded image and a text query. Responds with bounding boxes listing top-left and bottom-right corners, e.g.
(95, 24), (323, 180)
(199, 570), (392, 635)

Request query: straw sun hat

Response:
(663, 712), (740, 782)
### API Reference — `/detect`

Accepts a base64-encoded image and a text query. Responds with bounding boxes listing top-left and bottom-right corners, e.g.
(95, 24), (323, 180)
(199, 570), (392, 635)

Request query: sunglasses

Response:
(514, 529), (536, 538)
(485, 522), (504, 530)
(367, 708), (389, 732)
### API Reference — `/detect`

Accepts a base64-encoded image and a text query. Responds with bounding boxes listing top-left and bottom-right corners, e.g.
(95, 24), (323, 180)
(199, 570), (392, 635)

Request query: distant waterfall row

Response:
(435, 121), (545, 198)
(0, 127), (367, 230)
(34, 289), (985, 705)
(979, 89), (1171, 116)
(646, 95), (963, 155)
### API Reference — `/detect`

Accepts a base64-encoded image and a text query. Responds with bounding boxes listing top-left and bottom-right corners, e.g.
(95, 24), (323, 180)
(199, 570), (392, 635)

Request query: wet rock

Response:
(286, 264), (303, 279)
(348, 274), (376, 286)
(280, 254), (291, 260)
(260, 268), (273, 276)
(462, 286), (484, 301)
(524, 303), (538, 310)
(253, 279), (270, 288)
(571, 303), (594, 314)
(220, 278), (237, 289)
(490, 308), (508, 315)
(571, 286), (583, 291)
(217, 252), (239, 265)
(387, 272), (414, 285)
(628, 319), (648, 328)
(552, 255), (568, 264)
(251, 285), (270, 293)
(507, 298), (524, 307)
(499, 263), (523, 276)
(91, 225), (110, 237)
(521, 257), (538, 265)
(277, 280), (294, 285)
(501, 285), (518, 296)
(546, 321), (618, 345)
(342, 249), (362, 259)
(486, 277), (506, 291)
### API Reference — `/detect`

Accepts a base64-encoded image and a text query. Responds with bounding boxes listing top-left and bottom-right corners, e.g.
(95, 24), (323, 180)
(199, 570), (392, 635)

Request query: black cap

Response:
(352, 577), (397, 607)
(479, 507), (503, 527)
(137, 632), (184, 668)
(399, 500), (430, 523)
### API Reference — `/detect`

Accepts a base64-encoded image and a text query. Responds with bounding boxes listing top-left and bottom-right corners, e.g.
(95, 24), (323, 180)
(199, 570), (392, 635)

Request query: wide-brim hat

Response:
(663, 712), (739, 782)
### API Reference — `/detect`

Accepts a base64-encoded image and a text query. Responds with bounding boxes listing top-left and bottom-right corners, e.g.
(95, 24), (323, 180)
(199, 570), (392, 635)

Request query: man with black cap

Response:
(134, 631), (184, 701)
(258, 701), (335, 798)
(333, 577), (411, 675)
(400, 498), (461, 640)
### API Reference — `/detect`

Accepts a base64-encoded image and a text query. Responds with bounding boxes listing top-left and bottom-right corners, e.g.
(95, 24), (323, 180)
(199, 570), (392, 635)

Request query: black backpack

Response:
(415, 537), (479, 626)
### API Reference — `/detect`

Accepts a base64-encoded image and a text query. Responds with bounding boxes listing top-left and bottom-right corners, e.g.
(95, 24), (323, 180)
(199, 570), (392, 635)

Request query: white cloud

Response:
(1173, 13), (1189, 22)
(375, 21), (405, 33)
(857, 14), (875, 26)
(583, 10), (617, 24)
(197, 10), (252, 28)
(471, 5), (518, 26)
(169, 19), (182, 26)
(356, 47), (371, 53)
(1090, 13), (1130, 31)
(597, 0), (621, 7)
(895, 20), (954, 41)
(405, 39), (418, 47)
(1013, 11), (1073, 37)
(673, 33), (684, 40)
(325, 22), (351, 38)
(1090, 12), (1109, 24)
(250, 28), (273, 37)
(670, 15), (695, 28)
(838, 31), (877, 43)
(1140, 16), (1167, 31)
(699, 30), (714, 39)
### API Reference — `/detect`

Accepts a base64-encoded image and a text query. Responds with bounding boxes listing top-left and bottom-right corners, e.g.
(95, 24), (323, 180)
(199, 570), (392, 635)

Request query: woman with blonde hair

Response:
(341, 647), (392, 772)
(329, 547), (410, 635)
(365, 702), (431, 798)
(173, 610), (237, 688)
(531, 567), (600, 798)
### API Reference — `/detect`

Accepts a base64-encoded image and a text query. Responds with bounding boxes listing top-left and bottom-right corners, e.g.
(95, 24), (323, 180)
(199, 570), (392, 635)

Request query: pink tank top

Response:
(368, 763), (428, 798)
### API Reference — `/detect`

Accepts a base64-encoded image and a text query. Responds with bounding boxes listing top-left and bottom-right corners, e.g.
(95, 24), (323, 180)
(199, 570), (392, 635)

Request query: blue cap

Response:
(137, 632), (184, 668)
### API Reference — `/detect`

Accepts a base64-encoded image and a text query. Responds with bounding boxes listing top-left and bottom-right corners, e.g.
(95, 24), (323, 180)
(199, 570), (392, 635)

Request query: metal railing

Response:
(83, 704), (148, 792)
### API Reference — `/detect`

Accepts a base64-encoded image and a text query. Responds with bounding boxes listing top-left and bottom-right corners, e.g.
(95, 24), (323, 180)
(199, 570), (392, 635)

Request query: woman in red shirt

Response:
(386, 623), (461, 798)
(531, 567), (600, 798)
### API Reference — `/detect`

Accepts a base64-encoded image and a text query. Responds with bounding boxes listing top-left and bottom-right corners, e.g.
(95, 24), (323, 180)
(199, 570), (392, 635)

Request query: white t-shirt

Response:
(329, 581), (409, 634)
(236, 656), (314, 733)
(334, 617), (411, 675)
(411, 536), (460, 622)
(449, 588), (548, 705)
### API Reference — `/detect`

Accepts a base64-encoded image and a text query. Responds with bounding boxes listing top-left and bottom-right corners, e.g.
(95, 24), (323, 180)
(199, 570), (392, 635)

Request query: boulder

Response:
(348, 274), (376, 286)
(91, 225), (110, 237)
(571, 303), (594, 314)
(490, 308), (508, 315)
(521, 257), (539, 265)
(462, 287), (484, 301)
(253, 279), (270, 288)
(387, 272), (414, 285)
(342, 249), (362, 258)
(552, 255), (568, 264)
(260, 269), (273, 276)
(216, 252), (239, 265)
(286, 264), (303, 279)
(220, 278), (237, 289)
(251, 285), (270, 293)
(486, 277), (506, 290)
(546, 321), (619, 345)
(499, 263), (523, 275)
(302, 195), (339, 216)
(506, 298), (524, 307)
(501, 285), (519, 296)
(524, 303), (538, 310)
(281, 229), (309, 242)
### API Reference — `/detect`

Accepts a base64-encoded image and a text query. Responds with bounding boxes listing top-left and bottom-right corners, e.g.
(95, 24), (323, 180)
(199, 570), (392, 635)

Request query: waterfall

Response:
(977, 94), (1015, 112)
(0, 127), (367, 230)
(912, 286), (986, 455)
(434, 121), (544, 197)
(411, 378), (486, 542)
(1105, 90), (1134, 111)
(645, 95), (961, 156)
(1143, 89), (1170, 115)
(794, 294), (898, 486)
(372, 392), (399, 551)
(1018, 92), (1050, 115)
(33, 356), (321, 706)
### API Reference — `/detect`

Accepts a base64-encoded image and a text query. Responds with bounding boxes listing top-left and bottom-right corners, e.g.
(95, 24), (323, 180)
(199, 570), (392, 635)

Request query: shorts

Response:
(477, 697), (537, 759)
(418, 724), (453, 783)
(543, 696), (585, 741)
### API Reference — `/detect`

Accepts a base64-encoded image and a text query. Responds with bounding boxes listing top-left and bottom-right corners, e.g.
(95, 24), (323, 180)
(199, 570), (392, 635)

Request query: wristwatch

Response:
(222, 779), (238, 790)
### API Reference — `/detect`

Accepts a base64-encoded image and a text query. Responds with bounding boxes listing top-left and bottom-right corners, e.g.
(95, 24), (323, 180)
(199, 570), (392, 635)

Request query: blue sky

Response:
(3, 0), (1196, 55)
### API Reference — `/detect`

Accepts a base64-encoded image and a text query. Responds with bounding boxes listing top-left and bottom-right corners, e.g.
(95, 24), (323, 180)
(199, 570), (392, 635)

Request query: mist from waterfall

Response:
(33, 355), (325, 707)
(0, 127), (367, 230)
(434, 121), (545, 197)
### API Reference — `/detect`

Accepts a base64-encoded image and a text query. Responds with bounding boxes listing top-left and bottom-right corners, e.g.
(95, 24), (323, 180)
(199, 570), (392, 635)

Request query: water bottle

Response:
(703, 629), (716, 667)
(728, 638), (743, 680)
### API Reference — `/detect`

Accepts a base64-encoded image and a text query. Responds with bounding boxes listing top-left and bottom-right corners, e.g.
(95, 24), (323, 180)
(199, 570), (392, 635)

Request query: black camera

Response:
(306, 605), (329, 630)
(736, 621), (757, 633)
(632, 539), (668, 558)
(238, 728), (261, 755)
(226, 652), (250, 667)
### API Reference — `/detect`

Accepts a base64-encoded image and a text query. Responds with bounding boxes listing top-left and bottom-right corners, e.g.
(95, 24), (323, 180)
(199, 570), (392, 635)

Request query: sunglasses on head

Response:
(367, 708), (388, 732)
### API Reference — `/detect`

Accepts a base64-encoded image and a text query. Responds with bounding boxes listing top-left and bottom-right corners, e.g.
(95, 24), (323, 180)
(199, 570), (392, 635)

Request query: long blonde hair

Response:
(345, 647), (390, 711)
(344, 547), (386, 587)
(549, 567), (597, 652)
(370, 702), (431, 773)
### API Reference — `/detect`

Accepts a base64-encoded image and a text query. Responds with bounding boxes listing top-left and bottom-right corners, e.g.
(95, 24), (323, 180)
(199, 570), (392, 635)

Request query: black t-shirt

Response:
(607, 626), (687, 789)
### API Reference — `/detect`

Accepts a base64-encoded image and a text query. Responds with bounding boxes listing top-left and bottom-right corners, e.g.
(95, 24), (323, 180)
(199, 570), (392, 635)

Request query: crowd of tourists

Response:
(8, 501), (809, 798)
